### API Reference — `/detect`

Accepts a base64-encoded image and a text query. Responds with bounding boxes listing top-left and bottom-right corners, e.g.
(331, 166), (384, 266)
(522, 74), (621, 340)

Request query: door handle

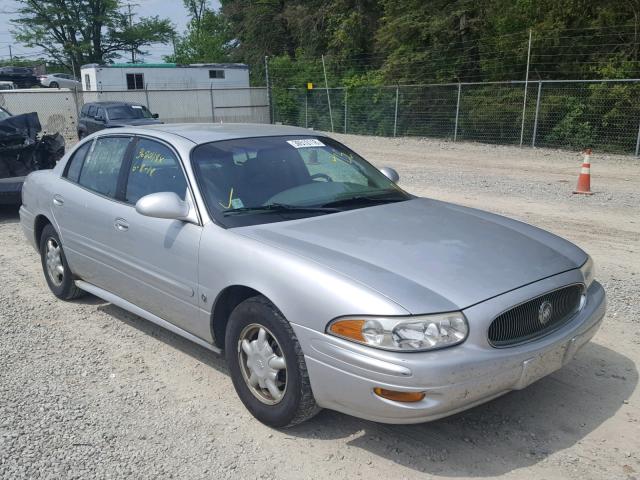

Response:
(114, 218), (129, 232)
(52, 195), (64, 206)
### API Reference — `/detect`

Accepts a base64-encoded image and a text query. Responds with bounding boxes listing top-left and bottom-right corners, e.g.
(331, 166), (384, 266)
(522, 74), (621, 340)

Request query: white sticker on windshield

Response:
(131, 105), (143, 109)
(286, 139), (325, 149)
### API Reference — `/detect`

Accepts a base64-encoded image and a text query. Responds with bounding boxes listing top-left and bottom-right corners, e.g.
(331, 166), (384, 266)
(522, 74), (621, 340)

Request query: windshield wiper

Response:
(321, 193), (407, 208)
(223, 203), (340, 216)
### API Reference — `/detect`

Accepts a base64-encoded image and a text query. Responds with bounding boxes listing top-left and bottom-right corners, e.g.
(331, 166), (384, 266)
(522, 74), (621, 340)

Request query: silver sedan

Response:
(19, 124), (606, 427)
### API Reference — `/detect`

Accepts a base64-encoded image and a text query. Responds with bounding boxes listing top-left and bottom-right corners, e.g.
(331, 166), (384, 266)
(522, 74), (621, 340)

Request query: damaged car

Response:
(0, 109), (65, 204)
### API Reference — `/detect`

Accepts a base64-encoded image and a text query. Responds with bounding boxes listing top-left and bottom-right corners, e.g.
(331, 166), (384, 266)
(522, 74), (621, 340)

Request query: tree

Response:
(11, 0), (174, 75)
(165, 2), (231, 64)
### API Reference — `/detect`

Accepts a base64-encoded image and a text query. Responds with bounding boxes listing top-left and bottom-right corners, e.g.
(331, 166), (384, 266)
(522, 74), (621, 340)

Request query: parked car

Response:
(39, 73), (82, 89)
(19, 124), (605, 427)
(77, 101), (161, 139)
(0, 66), (40, 88)
(0, 109), (65, 204)
(0, 80), (17, 90)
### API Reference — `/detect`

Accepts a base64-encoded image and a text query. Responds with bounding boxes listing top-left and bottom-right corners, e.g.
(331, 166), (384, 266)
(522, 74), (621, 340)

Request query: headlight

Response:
(327, 312), (468, 352)
(580, 256), (595, 288)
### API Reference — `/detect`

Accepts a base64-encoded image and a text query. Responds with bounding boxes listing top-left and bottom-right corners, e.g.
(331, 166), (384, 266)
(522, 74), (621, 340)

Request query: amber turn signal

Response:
(328, 319), (365, 342)
(373, 388), (425, 403)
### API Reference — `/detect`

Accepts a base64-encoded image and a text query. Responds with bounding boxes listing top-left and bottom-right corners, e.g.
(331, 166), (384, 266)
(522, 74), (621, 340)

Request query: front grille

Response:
(488, 284), (584, 347)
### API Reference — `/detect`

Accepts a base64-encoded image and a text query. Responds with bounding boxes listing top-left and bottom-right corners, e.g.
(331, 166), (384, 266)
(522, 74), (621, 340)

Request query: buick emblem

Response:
(538, 301), (553, 325)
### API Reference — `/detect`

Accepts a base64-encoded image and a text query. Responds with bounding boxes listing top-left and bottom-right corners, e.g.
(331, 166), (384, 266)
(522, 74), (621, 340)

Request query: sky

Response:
(0, 0), (221, 64)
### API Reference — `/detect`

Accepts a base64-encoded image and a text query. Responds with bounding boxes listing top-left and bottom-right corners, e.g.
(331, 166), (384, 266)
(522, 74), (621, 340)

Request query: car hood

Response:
(235, 198), (587, 313)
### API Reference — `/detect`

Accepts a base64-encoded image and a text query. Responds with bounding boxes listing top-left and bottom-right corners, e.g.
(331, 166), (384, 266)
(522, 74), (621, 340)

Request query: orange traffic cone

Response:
(573, 149), (593, 195)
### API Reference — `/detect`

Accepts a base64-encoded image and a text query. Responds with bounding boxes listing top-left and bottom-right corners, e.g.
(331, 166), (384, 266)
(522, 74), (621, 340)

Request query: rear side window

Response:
(125, 138), (187, 204)
(78, 137), (132, 197)
(64, 141), (92, 182)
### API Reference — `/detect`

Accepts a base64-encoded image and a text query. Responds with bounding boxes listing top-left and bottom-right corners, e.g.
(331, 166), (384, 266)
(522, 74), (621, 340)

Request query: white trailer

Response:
(80, 63), (250, 92)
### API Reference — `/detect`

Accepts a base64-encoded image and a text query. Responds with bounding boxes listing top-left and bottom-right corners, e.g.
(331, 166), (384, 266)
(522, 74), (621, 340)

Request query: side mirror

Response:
(152, 113), (159, 119)
(379, 166), (400, 183)
(135, 192), (190, 220)
(95, 114), (105, 122)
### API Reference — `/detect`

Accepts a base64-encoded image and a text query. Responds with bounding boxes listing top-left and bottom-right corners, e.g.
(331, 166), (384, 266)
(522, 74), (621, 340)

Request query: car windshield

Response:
(107, 105), (152, 120)
(191, 135), (410, 227)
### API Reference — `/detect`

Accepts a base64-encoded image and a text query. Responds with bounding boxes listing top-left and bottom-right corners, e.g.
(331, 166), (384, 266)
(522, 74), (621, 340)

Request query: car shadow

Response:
(97, 303), (229, 375)
(95, 301), (634, 477)
(0, 205), (20, 223)
(289, 341), (637, 477)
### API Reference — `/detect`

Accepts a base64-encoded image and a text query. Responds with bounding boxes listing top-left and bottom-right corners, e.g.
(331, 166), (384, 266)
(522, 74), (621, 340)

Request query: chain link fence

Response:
(0, 87), (270, 144)
(273, 79), (640, 155)
(2, 81), (639, 155)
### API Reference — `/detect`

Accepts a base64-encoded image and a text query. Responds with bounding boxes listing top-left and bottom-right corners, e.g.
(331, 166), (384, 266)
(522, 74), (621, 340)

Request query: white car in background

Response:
(39, 73), (81, 89)
(0, 81), (17, 90)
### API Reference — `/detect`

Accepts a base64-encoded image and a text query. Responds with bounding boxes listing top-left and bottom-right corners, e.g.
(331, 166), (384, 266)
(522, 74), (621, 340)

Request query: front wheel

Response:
(39, 224), (84, 300)
(225, 296), (319, 427)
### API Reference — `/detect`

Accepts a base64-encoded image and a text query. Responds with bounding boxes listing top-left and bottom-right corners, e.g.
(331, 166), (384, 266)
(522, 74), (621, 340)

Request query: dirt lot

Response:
(1, 134), (638, 479)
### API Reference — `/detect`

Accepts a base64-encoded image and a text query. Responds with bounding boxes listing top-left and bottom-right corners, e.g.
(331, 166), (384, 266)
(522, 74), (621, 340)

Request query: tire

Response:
(225, 295), (319, 428)
(49, 81), (59, 88)
(39, 224), (84, 300)
(78, 131), (85, 140)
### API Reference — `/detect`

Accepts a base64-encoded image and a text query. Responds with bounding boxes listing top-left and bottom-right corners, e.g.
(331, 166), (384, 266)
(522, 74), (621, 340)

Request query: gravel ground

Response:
(1, 135), (639, 479)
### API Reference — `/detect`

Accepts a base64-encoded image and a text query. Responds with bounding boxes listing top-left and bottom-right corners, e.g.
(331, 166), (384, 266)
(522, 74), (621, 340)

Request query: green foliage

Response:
(545, 98), (594, 149)
(165, 9), (231, 64)
(12, 0), (174, 74)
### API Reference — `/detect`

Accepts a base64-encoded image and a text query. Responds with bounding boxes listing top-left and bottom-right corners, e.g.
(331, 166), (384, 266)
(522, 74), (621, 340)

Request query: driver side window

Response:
(298, 146), (369, 186)
(124, 138), (188, 205)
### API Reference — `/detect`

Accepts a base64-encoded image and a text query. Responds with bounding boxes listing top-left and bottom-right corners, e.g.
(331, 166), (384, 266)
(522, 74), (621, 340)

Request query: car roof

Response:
(85, 101), (144, 107)
(124, 123), (326, 144)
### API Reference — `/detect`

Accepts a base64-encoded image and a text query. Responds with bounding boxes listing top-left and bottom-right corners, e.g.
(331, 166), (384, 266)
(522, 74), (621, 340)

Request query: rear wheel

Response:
(49, 81), (59, 89)
(39, 224), (84, 300)
(225, 296), (319, 427)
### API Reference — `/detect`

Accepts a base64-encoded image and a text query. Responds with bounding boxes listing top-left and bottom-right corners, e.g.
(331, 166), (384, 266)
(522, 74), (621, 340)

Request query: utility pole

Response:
(8, 45), (12, 62)
(127, 3), (135, 63)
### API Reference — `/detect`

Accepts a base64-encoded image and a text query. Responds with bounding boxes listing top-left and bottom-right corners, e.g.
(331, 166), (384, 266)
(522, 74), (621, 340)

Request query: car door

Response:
(85, 105), (97, 134)
(53, 135), (135, 294)
(103, 136), (203, 337)
(94, 107), (107, 132)
(58, 74), (71, 88)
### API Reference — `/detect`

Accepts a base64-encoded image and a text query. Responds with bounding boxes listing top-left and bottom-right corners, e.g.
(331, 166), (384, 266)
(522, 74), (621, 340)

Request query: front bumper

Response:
(293, 271), (606, 424)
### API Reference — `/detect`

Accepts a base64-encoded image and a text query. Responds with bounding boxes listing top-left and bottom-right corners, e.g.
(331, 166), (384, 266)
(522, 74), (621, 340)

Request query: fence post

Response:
(519, 29), (533, 147)
(454, 83), (462, 141)
(344, 89), (348, 134)
(265, 56), (273, 124)
(635, 118), (640, 157)
(209, 83), (216, 122)
(72, 86), (81, 118)
(532, 81), (542, 147)
(393, 86), (399, 137)
(305, 93), (308, 128)
(144, 83), (151, 110)
(321, 55), (334, 132)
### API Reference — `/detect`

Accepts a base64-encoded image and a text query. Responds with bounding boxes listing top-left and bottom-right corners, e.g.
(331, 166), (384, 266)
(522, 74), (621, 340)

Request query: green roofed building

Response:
(80, 63), (249, 92)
